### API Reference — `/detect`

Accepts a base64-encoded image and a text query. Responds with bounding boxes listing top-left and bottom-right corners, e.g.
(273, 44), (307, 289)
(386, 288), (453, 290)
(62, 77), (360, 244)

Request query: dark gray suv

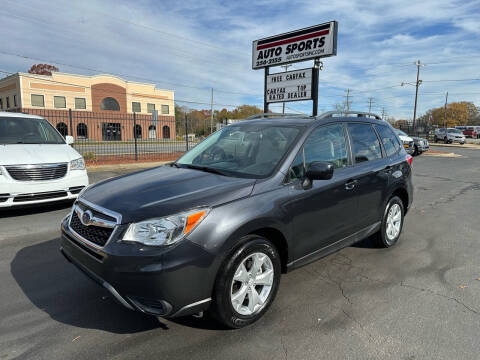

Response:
(60, 111), (413, 328)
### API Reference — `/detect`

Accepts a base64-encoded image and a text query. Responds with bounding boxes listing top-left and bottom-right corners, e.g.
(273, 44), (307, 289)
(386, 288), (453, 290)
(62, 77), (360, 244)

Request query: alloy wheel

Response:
(386, 203), (402, 243)
(230, 252), (274, 316)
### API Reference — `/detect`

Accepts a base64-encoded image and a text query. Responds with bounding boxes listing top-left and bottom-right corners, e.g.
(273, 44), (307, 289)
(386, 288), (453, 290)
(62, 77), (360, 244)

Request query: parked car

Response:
(0, 112), (88, 207)
(434, 128), (465, 144)
(60, 111), (413, 328)
(394, 129), (415, 155)
(462, 127), (479, 139)
(411, 136), (429, 156)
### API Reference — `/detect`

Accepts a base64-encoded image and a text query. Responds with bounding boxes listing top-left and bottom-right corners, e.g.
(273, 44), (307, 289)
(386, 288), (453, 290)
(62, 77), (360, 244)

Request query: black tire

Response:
(376, 196), (405, 248)
(413, 145), (419, 156)
(210, 236), (281, 328)
(444, 137), (448, 144)
(434, 136), (438, 143)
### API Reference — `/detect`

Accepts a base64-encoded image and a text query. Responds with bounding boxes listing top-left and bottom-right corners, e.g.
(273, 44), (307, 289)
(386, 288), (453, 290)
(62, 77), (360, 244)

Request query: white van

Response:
(0, 112), (88, 207)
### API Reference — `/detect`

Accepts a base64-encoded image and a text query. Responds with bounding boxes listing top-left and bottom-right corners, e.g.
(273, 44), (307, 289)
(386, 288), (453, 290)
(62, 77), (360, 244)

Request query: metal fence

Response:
(396, 124), (433, 140)
(15, 108), (202, 164)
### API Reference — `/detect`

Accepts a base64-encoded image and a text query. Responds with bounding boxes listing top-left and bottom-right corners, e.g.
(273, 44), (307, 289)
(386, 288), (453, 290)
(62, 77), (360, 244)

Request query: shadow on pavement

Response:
(11, 237), (166, 334)
(0, 200), (74, 218)
(350, 234), (379, 249)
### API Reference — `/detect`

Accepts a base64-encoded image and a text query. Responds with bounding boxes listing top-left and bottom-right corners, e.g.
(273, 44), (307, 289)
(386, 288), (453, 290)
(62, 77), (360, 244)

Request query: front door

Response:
(286, 123), (358, 260)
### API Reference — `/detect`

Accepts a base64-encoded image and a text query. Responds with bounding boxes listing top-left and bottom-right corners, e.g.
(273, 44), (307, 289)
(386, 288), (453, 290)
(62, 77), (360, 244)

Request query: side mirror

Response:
(65, 135), (74, 145)
(306, 161), (334, 181)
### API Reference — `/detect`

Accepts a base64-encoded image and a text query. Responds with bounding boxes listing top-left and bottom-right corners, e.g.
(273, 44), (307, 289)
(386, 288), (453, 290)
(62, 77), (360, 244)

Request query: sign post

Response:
(253, 21), (337, 116)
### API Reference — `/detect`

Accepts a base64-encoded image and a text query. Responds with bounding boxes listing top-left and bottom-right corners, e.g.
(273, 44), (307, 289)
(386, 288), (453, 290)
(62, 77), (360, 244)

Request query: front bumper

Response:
(60, 215), (216, 317)
(0, 168), (88, 207)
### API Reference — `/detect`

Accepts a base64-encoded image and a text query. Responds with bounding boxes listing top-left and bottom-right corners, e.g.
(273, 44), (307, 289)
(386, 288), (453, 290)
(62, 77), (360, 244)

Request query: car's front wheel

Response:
(210, 236), (281, 328)
(376, 196), (405, 248)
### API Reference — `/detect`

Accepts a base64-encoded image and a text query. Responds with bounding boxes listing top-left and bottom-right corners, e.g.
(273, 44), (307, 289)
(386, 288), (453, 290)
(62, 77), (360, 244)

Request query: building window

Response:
(6, 96), (10, 109)
(0, 98), (3, 110)
(13, 95), (18, 107)
(54, 96), (66, 108)
(147, 103), (155, 113)
(75, 97), (86, 110)
(77, 123), (88, 139)
(161, 104), (169, 114)
(100, 97), (120, 111)
(162, 125), (170, 139)
(102, 123), (122, 141)
(134, 124), (142, 139)
(56, 122), (68, 137)
(132, 102), (141, 113)
(148, 125), (156, 139)
(31, 94), (44, 107)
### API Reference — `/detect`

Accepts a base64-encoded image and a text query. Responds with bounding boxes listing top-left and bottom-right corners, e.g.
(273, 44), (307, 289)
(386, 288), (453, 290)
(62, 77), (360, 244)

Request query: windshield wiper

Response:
(170, 162), (181, 168)
(184, 164), (230, 176)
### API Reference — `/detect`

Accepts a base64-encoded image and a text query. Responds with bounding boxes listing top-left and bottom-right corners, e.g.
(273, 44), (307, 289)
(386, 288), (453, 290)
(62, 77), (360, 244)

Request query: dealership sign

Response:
(266, 68), (312, 103)
(252, 21), (337, 69)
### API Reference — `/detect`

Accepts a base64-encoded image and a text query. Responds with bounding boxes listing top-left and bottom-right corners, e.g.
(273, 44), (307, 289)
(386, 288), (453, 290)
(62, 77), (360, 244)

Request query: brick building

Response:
(0, 72), (175, 141)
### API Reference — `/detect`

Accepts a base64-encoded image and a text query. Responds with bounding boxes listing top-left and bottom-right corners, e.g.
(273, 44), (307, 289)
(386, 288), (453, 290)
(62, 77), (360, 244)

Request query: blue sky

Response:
(1, 0), (479, 119)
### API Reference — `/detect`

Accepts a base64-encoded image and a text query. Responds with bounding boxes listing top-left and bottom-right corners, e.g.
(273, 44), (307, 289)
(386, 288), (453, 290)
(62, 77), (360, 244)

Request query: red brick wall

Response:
(91, 83), (127, 113)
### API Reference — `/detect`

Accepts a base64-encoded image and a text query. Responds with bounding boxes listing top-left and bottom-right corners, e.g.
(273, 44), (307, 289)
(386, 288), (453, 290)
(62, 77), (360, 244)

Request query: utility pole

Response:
(412, 59), (424, 132)
(210, 88), (214, 134)
(381, 107), (386, 120)
(368, 97), (374, 113)
(281, 65), (291, 114)
(345, 89), (351, 113)
(443, 92), (448, 130)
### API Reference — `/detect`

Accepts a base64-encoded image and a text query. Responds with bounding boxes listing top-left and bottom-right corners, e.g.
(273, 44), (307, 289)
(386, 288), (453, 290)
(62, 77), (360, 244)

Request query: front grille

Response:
(70, 210), (114, 247)
(6, 163), (68, 181)
(13, 190), (68, 202)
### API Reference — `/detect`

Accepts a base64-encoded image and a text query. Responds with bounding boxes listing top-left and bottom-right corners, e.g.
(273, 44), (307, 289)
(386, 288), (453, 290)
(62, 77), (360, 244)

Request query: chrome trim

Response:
(5, 162), (68, 182)
(103, 282), (134, 310)
(68, 199), (122, 250)
(172, 298), (211, 316)
(73, 205), (116, 229)
(78, 198), (122, 224)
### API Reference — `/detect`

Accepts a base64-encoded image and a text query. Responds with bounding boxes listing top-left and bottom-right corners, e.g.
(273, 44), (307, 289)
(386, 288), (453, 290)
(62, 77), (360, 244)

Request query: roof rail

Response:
(246, 113), (306, 120)
(316, 110), (382, 120)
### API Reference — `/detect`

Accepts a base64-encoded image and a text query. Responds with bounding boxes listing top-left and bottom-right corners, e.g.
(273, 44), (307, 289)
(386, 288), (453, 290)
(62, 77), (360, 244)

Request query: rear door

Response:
(344, 122), (390, 229)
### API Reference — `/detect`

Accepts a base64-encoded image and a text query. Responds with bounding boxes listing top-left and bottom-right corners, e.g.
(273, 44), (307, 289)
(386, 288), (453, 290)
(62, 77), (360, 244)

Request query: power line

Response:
(0, 51), (264, 97)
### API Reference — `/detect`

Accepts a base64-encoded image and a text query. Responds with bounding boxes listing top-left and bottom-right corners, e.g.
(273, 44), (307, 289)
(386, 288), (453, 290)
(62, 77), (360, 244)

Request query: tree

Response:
(28, 64), (59, 75)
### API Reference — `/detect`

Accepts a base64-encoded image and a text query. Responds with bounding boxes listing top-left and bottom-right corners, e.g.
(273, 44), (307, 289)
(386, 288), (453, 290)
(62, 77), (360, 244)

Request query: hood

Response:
(0, 144), (81, 166)
(82, 165), (256, 223)
(398, 135), (413, 142)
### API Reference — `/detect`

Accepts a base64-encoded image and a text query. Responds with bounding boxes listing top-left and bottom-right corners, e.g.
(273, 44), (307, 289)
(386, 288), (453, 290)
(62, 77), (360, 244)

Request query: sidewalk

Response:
(429, 142), (480, 150)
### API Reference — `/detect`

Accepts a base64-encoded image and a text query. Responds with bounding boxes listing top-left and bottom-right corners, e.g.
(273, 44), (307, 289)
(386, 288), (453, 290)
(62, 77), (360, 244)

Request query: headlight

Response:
(122, 208), (210, 246)
(70, 157), (85, 170)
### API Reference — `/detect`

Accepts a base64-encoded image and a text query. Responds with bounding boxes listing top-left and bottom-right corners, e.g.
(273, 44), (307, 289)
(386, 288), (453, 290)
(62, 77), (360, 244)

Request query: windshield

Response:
(176, 123), (301, 178)
(0, 116), (65, 144)
(395, 129), (408, 137)
(448, 128), (462, 134)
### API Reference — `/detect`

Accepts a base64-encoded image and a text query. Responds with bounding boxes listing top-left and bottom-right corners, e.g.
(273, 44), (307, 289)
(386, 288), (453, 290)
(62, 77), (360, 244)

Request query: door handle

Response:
(345, 179), (358, 190)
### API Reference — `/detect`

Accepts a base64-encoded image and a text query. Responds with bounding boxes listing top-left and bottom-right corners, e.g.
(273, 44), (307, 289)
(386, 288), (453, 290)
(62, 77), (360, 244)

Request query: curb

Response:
(87, 161), (169, 172)
(429, 143), (480, 150)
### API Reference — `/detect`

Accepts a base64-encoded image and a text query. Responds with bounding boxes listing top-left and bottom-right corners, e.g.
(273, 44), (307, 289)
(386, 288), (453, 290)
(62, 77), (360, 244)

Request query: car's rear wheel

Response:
(210, 236), (281, 328)
(376, 196), (405, 248)
(444, 136), (449, 144)
(434, 136), (438, 143)
(413, 145), (419, 156)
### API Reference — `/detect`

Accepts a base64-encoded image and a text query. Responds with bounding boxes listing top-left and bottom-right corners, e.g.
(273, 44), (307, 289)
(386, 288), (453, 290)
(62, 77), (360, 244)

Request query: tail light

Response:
(406, 154), (413, 166)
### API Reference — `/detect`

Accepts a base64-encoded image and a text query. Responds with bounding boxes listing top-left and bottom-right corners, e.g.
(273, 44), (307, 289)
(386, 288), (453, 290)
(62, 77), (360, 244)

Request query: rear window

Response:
(376, 124), (401, 157)
(348, 123), (382, 163)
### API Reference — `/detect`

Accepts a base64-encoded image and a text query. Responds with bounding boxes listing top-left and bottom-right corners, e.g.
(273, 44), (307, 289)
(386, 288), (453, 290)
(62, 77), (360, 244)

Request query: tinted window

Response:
(132, 102), (141, 112)
(100, 97), (120, 111)
(288, 149), (305, 181)
(348, 123), (382, 163)
(376, 124), (401, 157)
(161, 104), (169, 114)
(304, 124), (348, 169)
(54, 96), (66, 108)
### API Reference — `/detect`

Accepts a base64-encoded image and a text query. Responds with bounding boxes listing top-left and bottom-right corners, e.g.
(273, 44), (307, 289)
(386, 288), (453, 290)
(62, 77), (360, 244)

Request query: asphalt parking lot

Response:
(1, 146), (479, 360)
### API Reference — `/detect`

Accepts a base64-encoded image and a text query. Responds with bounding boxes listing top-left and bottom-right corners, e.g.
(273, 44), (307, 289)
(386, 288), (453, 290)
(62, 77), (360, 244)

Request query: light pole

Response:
(401, 78), (423, 133)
